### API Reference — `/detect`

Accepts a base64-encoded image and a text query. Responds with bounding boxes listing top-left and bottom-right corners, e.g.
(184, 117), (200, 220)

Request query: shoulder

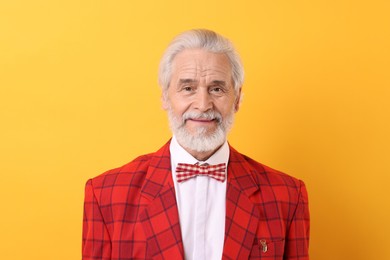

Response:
(247, 154), (302, 188)
(230, 148), (306, 201)
(87, 153), (154, 190)
(86, 140), (172, 191)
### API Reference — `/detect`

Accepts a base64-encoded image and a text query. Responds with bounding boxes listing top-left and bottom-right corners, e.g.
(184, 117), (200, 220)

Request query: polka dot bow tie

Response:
(176, 163), (226, 183)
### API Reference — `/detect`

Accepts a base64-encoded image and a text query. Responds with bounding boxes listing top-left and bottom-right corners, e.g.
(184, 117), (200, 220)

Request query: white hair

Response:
(158, 29), (244, 95)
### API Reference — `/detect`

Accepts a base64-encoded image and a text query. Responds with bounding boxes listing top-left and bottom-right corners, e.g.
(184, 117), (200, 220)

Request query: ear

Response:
(161, 93), (169, 111)
(234, 88), (242, 112)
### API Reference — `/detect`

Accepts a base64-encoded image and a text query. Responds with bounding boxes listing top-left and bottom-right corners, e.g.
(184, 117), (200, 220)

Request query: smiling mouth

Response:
(188, 118), (216, 123)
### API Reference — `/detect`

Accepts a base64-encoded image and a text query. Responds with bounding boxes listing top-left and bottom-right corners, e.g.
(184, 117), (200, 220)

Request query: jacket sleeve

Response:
(82, 179), (112, 260)
(284, 180), (310, 259)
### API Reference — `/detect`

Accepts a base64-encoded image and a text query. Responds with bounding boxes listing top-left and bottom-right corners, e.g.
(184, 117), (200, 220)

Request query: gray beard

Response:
(167, 109), (234, 153)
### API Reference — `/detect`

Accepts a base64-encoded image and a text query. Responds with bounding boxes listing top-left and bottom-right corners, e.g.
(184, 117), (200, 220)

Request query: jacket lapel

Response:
(139, 141), (185, 259)
(222, 146), (261, 259)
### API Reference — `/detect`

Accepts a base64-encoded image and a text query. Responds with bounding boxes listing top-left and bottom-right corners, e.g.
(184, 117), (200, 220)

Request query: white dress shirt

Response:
(170, 136), (229, 260)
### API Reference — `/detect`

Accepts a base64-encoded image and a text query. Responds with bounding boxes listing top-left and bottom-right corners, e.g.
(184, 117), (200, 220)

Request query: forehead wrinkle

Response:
(174, 65), (232, 88)
(199, 68), (229, 78)
(175, 60), (229, 75)
(171, 50), (232, 85)
(175, 63), (200, 77)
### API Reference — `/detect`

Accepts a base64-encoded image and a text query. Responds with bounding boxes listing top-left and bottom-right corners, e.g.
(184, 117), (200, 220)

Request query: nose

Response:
(193, 88), (213, 112)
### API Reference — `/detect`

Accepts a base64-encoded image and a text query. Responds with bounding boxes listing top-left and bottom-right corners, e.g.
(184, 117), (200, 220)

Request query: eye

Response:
(183, 86), (193, 91)
(210, 86), (224, 93)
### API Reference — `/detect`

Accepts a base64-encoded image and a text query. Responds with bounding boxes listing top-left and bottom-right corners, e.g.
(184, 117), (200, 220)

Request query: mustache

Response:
(182, 110), (222, 123)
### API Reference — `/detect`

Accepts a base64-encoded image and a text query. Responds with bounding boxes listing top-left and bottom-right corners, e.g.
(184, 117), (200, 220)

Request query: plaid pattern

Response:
(83, 140), (310, 260)
(176, 162), (226, 182)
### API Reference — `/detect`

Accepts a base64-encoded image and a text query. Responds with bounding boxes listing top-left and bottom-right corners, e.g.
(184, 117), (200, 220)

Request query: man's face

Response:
(163, 48), (241, 153)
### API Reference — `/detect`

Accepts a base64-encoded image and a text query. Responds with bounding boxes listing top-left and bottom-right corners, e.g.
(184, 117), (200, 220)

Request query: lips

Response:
(182, 111), (222, 124)
(188, 118), (216, 123)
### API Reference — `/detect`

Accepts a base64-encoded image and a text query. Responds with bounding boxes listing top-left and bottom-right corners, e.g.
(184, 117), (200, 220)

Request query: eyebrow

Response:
(209, 80), (226, 86)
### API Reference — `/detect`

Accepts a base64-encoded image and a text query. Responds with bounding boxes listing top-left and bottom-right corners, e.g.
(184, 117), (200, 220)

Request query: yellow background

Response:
(1, 0), (389, 259)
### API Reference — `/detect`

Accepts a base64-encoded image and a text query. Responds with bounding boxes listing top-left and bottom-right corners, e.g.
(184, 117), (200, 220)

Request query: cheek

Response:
(217, 99), (236, 114)
(168, 102), (187, 117)
(171, 98), (192, 114)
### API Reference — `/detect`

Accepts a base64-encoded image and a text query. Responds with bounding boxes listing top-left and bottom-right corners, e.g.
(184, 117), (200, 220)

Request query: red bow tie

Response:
(176, 163), (226, 183)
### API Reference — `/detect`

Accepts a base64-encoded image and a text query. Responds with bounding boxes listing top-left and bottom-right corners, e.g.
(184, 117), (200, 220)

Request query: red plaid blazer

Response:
(83, 141), (310, 259)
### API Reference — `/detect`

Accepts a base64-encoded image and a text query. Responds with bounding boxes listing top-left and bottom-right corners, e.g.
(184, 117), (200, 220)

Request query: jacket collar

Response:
(140, 140), (173, 201)
(227, 145), (260, 196)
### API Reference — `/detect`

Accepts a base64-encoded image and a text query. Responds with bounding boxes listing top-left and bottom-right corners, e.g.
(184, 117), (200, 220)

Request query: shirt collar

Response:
(170, 135), (230, 168)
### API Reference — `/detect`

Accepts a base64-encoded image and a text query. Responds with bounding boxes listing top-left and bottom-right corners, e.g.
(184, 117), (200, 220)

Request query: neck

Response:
(182, 145), (222, 161)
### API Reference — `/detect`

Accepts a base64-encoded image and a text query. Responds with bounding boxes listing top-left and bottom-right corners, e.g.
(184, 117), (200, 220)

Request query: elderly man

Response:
(82, 29), (310, 260)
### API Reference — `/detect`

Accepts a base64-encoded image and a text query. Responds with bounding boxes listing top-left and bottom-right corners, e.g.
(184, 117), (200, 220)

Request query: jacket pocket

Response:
(249, 238), (285, 259)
